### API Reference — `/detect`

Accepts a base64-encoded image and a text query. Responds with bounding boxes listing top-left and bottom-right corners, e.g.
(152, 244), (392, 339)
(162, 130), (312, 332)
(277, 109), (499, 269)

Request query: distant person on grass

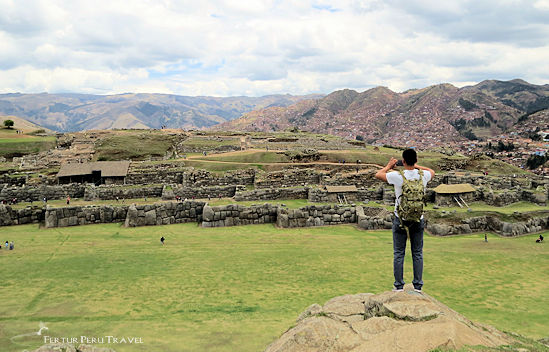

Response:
(160, 236), (165, 245)
(375, 149), (435, 293)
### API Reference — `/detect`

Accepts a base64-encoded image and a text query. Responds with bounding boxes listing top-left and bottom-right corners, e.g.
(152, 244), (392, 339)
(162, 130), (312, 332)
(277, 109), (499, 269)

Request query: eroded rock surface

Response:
(265, 285), (513, 352)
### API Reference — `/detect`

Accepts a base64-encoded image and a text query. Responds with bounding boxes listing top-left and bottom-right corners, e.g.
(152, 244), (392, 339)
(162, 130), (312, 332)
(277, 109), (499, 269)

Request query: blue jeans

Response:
(392, 217), (424, 289)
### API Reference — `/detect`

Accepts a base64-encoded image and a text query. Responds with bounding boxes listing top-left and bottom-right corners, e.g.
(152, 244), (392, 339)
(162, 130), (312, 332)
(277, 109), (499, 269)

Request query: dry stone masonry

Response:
(234, 187), (309, 201)
(84, 184), (163, 201)
(165, 185), (244, 200)
(1, 184), (85, 202)
(45, 205), (128, 228)
(276, 205), (356, 228)
(201, 203), (278, 227)
(0, 204), (43, 226)
(255, 169), (321, 189)
(124, 201), (205, 227)
(3, 200), (549, 238)
(427, 215), (549, 236)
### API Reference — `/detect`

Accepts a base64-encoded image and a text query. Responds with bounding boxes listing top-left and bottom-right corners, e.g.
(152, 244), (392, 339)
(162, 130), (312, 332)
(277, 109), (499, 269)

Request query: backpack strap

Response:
(398, 169), (406, 183)
(396, 169), (408, 237)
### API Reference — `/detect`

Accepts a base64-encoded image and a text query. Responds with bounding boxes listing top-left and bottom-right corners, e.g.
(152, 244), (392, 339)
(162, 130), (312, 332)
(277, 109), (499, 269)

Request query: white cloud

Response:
(0, 0), (548, 96)
(535, 0), (549, 10)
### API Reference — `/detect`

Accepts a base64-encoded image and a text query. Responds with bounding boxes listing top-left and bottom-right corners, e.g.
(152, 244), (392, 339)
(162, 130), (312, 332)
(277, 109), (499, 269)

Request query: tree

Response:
(526, 154), (548, 169)
(3, 119), (14, 129)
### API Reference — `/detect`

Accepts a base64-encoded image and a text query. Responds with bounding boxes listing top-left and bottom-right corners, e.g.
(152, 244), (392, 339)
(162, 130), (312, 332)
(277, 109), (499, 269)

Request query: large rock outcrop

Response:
(265, 286), (513, 352)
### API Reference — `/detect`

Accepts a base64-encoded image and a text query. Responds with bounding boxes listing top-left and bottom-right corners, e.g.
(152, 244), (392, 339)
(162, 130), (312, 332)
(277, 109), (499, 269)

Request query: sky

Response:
(1, 0), (549, 96)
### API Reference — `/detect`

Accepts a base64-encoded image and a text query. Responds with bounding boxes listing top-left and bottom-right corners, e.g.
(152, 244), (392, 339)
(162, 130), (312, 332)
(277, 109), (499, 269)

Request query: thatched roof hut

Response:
(325, 185), (358, 193)
(57, 161), (130, 184)
(433, 184), (475, 194)
(433, 183), (475, 207)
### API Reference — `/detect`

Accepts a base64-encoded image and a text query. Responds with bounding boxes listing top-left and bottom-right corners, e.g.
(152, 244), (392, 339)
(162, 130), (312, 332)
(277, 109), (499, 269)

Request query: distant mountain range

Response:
(215, 79), (549, 147)
(2, 80), (548, 143)
(0, 93), (320, 132)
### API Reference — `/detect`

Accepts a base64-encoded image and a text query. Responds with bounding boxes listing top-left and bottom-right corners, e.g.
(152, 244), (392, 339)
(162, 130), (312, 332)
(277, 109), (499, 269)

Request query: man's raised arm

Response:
(415, 164), (435, 180)
(375, 157), (398, 182)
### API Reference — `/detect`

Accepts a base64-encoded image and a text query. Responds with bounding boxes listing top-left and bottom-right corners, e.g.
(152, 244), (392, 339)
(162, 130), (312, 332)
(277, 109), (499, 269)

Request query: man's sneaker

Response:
(392, 287), (404, 292)
(414, 288), (422, 293)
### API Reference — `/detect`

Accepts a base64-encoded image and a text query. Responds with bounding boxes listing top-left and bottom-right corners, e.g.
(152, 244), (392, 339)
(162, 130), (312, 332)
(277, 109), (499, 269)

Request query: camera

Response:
(396, 160), (403, 166)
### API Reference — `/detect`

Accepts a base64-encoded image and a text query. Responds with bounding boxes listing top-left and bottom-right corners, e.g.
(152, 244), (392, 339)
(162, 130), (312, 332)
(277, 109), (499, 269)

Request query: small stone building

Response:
(324, 185), (358, 203)
(57, 161), (130, 185)
(433, 183), (475, 207)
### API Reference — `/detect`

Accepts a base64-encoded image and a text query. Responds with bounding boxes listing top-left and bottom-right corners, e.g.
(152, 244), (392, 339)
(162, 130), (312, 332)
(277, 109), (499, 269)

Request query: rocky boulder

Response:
(264, 286), (513, 352)
(0, 204), (14, 226)
(124, 204), (139, 227)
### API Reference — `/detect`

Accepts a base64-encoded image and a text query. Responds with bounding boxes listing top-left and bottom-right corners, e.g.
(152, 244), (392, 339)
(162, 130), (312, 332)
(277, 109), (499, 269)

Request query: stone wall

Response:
(124, 201), (205, 227)
(439, 173), (548, 191)
(186, 169), (255, 187)
(125, 171), (184, 185)
(307, 188), (330, 203)
(476, 189), (547, 207)
(255, 169), (321, 189)
(356, 206), (393, 230)
(427, 215), (549, 237)
(1, 184), (85, 202)
(276, 205), (356, 228)
(201, 203), (278, 227)
(0, 204), (43, 226)
(125, 168), (256, 187)
(164, 185), (244, 200)
(0, 174), (27, 186)
(84, 184), (163, 201)
(234, 187), (309, 201)
(308, 188), (384, 203)
(45, 205), (129, 228)
(321, 170), (378, 188)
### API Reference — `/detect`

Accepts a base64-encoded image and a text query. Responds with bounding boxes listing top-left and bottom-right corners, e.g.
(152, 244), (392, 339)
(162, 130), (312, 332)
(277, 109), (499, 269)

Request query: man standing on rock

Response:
(375, 149), (435, 293)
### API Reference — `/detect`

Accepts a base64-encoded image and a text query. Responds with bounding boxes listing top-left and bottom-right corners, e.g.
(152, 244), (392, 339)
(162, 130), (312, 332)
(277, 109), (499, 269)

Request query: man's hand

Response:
(375, 157), (398, 182)
(387, 157), (398, 170)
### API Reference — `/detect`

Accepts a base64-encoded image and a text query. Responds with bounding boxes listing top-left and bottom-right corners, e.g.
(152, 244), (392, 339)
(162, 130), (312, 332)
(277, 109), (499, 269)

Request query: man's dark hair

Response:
(402, 148), (417, 166)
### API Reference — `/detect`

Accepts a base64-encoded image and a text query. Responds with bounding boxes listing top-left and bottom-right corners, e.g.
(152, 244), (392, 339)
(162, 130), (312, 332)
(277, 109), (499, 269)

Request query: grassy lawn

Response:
(182, 160), (262, 173)
(196, 150), (291, 163)
(0, 223), (547, 352)
(179, 136), (240, 149)
(95, 134), (178, 161)
(0, 136), (56, 159)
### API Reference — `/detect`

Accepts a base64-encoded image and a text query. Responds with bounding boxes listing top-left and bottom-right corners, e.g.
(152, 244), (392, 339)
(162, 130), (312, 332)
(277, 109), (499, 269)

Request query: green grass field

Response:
(0, 223), (547, 352)
(184, 146), (526, 175)
(0, 136), (56, 159)
(199, 151), (291, 163)
(95, 133), (178, 161)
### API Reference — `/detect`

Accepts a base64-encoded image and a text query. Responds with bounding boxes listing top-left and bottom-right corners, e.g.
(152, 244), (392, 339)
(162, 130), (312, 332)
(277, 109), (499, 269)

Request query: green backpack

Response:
(397, 169), (425, 223)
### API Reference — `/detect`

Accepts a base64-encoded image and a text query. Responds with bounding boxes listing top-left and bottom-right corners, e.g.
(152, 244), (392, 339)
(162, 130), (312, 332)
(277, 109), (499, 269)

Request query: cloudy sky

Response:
(1, 0), (549, 96)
